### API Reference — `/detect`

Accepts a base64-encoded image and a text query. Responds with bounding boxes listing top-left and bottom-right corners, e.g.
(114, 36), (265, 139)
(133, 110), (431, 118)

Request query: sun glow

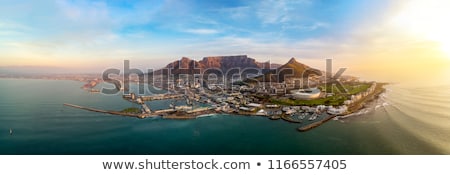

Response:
(393, 0), (450, 58)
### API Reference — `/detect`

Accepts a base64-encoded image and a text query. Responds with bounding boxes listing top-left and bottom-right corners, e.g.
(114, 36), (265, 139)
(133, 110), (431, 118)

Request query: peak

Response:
(180, 57), (192, 62)
(288, 57), (297, 64)
(203, 55), (248, 59)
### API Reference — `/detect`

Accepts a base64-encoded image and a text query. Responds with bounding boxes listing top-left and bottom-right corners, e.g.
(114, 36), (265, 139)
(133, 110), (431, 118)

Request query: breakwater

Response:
(297, 115), (336, 132)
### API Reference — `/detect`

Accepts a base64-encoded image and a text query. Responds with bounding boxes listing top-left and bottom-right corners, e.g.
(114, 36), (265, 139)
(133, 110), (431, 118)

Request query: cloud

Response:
(183, 29), (220, 35)
(256, 0), (311, 25)
(282, 22), (329, 31)
(56, 0), (110, 23)
(0, 21), (31, 32)
(213, 6), (252, 20)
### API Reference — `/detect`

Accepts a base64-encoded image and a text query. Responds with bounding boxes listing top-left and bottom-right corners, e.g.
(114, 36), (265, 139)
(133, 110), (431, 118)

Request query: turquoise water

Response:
(0, 79), (449, 155)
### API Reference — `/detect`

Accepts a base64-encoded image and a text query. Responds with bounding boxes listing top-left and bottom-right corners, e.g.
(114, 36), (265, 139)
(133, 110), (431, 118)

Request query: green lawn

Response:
(270, 95), (346, 106)
(320, 83), (371, 95)
(346, 84), (371, 95)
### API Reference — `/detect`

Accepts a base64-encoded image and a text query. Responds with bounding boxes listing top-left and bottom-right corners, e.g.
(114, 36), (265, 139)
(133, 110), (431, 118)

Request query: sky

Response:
(1, 0), (450, 82)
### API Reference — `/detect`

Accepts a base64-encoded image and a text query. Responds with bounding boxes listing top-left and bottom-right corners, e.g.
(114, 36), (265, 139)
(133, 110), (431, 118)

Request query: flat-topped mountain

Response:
(161, 55), (280, 75)
(198, 55), (260, 71)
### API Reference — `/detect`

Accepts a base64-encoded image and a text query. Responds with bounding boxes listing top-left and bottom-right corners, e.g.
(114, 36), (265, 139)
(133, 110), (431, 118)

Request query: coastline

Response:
(340, 83), (387, 118)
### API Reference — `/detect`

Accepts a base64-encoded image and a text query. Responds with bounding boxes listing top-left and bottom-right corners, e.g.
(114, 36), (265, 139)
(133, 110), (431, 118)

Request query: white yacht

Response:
(308, 113), (318, 121)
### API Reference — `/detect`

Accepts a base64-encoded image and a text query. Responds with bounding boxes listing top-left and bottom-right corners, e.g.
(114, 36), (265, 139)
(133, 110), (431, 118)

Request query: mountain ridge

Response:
(151, 55), (320, 82)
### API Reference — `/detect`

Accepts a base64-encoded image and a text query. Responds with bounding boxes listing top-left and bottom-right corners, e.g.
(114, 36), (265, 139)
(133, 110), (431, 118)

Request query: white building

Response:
(327, 105), (348, 115)
(247, 103), (262, 108)
(255, 109), (267, 116)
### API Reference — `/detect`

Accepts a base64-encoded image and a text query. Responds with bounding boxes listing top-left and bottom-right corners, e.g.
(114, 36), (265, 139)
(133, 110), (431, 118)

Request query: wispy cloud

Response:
(282, 22), (329, 31)
(0, 21), (31, 32)
(213, 6), (252, 20)
(183, 28), (220, 35)
(256, 0), (311, 25)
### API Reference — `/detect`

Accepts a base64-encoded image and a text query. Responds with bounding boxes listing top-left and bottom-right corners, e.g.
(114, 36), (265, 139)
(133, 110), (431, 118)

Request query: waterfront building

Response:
(266, 104), (279, 108)
(327, 105), (348, 115)
(255, 109), (267, 116)
(247, 103), (262, 108)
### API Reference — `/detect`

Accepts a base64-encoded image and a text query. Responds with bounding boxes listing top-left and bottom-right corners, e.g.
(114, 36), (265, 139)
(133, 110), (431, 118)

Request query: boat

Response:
(308, 113), (318, 121)
(89, 89), (100, 93)
(196, 114), (215, 118)
(285, 109), (295, 115)
(9, 128), (13, 135)
(299, 113), (307, 120)
(269, 115), (281, 120)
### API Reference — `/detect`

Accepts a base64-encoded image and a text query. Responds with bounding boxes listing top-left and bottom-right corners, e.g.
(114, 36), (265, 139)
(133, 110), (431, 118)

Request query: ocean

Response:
(0, 78), (449, 155)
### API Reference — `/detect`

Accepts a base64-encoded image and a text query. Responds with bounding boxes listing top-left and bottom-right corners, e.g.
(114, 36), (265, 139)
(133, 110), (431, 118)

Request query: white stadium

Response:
(289, 88), (321, 100)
